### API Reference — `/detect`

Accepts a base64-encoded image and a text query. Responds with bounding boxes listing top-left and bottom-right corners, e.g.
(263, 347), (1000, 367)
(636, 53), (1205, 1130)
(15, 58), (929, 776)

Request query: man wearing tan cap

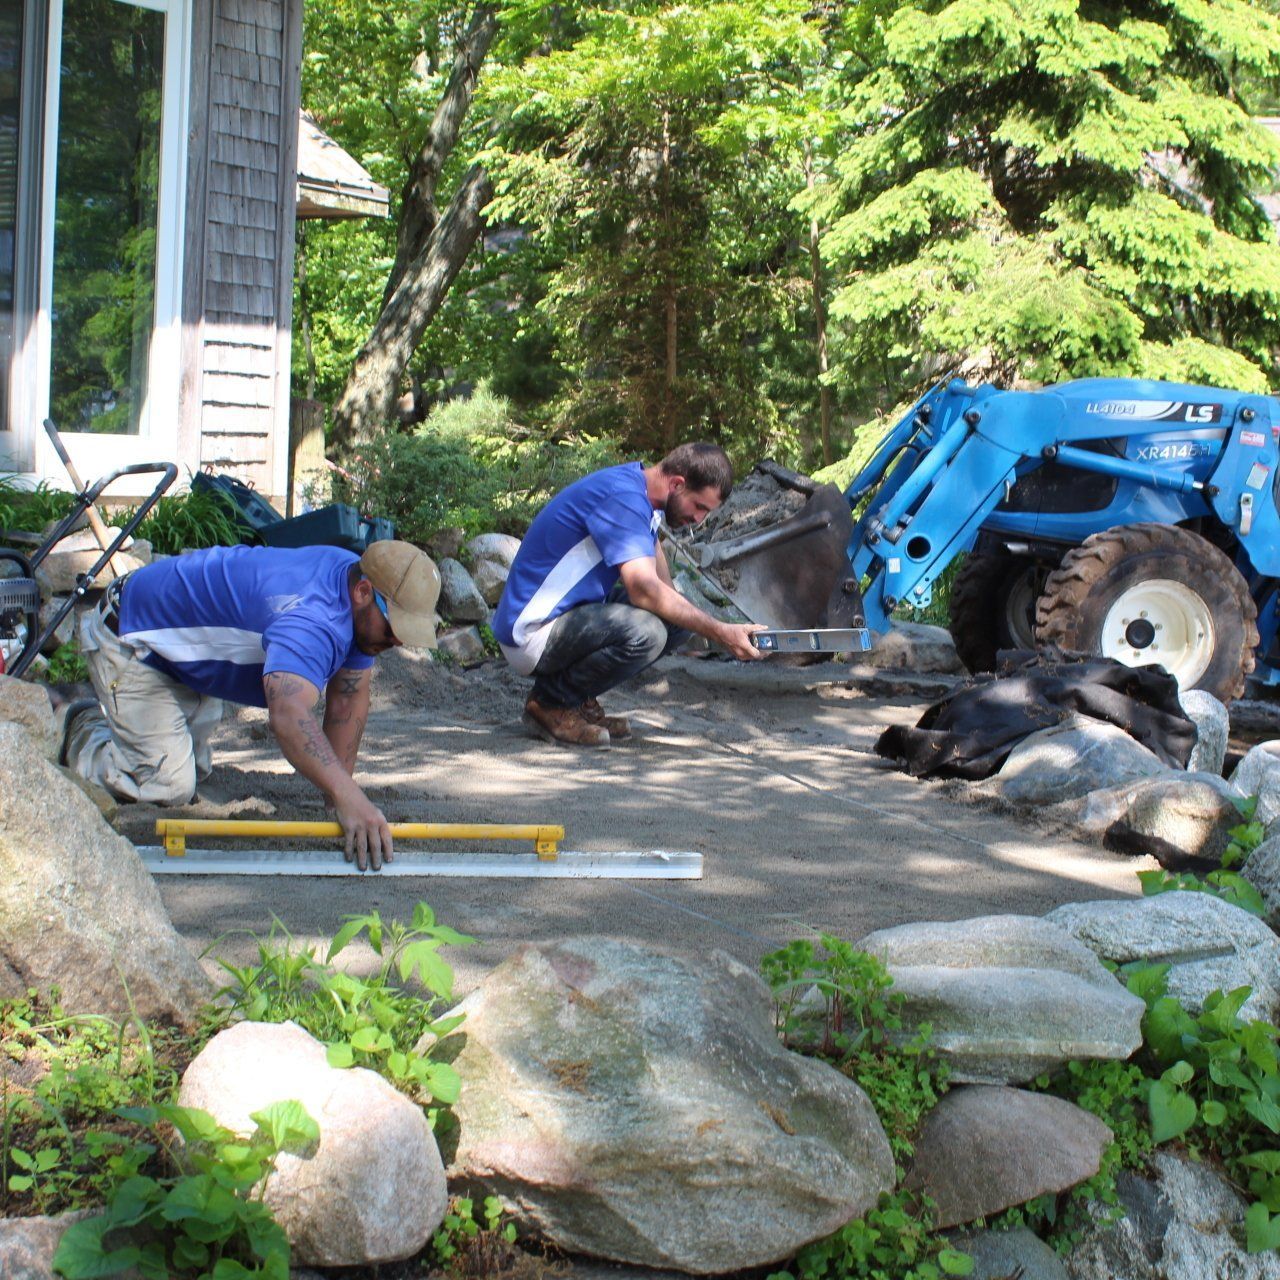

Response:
(61, 540), (440, 870)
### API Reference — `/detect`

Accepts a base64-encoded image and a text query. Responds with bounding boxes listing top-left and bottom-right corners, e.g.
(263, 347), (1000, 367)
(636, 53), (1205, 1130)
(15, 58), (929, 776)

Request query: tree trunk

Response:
(660, 109), (677, 452)
(331, 166), (494, 449)
(805, 145), (833, 467)
(383, 3), (498, 308)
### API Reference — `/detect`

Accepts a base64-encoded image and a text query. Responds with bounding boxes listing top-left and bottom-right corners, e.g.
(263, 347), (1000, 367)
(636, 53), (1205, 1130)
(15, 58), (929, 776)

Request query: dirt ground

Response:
(107, 647), (1178, 995)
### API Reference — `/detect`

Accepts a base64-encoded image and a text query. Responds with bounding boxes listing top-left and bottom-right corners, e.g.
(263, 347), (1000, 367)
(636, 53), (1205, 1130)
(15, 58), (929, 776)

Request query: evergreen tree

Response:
(815, 0), (1280, 416)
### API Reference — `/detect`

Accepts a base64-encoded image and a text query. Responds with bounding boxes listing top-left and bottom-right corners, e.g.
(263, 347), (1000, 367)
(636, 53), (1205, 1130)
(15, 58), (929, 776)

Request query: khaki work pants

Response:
(68, 606), (224, 805)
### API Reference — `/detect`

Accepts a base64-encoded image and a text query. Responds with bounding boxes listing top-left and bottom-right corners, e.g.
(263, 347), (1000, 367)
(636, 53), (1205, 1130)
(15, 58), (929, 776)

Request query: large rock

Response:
(424, 526), (466, 562)
(0, 722), (210, 1023)
(904, 1085), (1112, 1228)
(0, 1212), (127, 1280)
(179, 1020), (445, 1267)
(462, 532), (521, 570)
(994, 720), (1167, 805)
(444, 938), (895, 1274)
(438, 557), (489, 624)
(1243, 835), (1280, 933)
(949, 1226), (1069, 1280)
(38, 596), (77, 655)
(857, 915), (1144, 1083)
(1073, 773), (1244, 862)
(470, 558), (511, 607)
(1230, 743), (1280, 831)
(0, 674), (58, 761)
(38, 530), (146, 594)
(1180, 690), (1229, 776)
(854, 622), (965, 674)
(1066, 1150), (1280, 1280)
(1047, 892), (1280, 1023)
(437, 626), (487, 668)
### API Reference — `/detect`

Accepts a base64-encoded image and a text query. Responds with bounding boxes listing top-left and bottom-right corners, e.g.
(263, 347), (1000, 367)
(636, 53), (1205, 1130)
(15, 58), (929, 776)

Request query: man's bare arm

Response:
(618, 557), (764, 661)
(263, 670), (392, 869)
(323, 667), (371, 775)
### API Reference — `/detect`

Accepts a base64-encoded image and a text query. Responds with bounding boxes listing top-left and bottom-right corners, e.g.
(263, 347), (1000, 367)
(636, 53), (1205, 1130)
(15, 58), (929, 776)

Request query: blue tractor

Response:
(842, 377), (1280, 701)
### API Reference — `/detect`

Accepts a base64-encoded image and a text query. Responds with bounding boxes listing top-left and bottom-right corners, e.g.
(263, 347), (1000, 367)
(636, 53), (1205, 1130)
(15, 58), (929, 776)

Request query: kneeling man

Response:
(493, 442), (763, 746)
(62, 540), (440, 869)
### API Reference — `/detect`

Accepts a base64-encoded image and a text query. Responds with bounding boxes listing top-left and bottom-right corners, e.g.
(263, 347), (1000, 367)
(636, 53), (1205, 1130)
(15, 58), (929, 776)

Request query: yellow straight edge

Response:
(155, 819), (564, 860)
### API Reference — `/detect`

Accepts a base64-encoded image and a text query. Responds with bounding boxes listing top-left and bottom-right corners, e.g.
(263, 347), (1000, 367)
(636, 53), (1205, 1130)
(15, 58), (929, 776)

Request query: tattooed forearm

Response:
(264, 671), (316, 707)
(336, 672), (364, 695)
(297, 715), (342, 768)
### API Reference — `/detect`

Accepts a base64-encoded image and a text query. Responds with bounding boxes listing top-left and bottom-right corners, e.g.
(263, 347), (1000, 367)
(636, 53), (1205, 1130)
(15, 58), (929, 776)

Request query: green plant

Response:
(331, 384), (620, 541)
(117, 486), (246, 556)
(0, 478), (78, 534)
(769, 1190), (973, 1280)
(432, 1194), (518, 1267)
(761, 935), (948, 1167)
(1137, 797), (1267, 917)
(1125, 964), (1280, 1252)
(1, 990), (186, 1216)
(40, 638), (90, 685)
(52, 1099), (317, 1280)
(215, 903), (473, 1118)
(761, 937), (965, 1280)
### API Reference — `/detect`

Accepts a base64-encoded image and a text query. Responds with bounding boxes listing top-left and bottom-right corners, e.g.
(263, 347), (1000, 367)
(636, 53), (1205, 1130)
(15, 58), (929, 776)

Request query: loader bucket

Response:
(686, 484), (862, 629)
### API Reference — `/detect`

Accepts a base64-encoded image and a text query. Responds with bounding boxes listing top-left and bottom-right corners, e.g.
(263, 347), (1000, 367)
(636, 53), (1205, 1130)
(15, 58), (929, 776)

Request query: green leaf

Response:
(938, 1246), (974, 1274)
(326, 916), (368, 961)
(8, 1174), (33, 1192)
(1149, 1080), (1197, 1142)
(53, 1216), (142, 1279)
(326, 1041), (355, 1069)
(1246, 1201), (1280, 1253)
(1201, 1099), (1228, 1126)
(251, 1098), (320, 1151)
(1144, 997), (1199, 1064)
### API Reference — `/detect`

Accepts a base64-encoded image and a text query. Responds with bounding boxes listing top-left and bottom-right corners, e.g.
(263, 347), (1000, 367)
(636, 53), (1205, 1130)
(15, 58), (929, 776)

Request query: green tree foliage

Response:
(479, 1), (825, 460)
(814, 0), (1280, 415)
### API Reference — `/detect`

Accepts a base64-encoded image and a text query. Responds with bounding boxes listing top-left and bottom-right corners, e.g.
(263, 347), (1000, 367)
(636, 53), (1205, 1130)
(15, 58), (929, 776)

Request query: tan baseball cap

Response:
(360, 540), (441, 649)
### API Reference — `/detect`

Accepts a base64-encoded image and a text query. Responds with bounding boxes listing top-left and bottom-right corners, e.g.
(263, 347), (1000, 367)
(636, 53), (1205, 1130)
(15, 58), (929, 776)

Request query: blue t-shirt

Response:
(117, 545), (374, 707)
(493, 462), (660, 673)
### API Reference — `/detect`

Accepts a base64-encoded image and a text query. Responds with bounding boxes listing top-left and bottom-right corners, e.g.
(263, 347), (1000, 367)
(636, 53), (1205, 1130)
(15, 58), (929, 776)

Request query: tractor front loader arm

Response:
(848, 383), (1066, 632)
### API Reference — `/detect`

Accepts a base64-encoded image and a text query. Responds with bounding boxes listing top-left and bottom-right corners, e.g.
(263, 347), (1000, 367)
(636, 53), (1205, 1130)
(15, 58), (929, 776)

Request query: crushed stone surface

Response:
(115, 650), (1162, 996)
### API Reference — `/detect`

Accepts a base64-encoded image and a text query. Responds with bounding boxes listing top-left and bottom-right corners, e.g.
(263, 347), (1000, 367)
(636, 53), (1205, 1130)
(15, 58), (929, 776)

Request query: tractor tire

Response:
(1035, 523), (1258, 701)
(948, 554), (1046, 673)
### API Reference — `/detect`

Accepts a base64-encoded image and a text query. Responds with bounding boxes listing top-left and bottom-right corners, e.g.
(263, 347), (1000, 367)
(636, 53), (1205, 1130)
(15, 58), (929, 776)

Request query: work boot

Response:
(523, 697), (610, 747)
(580, 697), (631, 740)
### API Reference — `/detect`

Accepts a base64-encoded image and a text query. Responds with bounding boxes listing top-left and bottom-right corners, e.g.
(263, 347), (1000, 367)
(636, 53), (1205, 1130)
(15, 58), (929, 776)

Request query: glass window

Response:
(49, 0), (164, 435)
(0, 2), (21, 438)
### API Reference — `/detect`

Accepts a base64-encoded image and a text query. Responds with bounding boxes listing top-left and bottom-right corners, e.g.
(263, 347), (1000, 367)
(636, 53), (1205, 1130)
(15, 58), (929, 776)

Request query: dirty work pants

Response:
(530, 602), (687, 708)
(67, 606), (223, 805)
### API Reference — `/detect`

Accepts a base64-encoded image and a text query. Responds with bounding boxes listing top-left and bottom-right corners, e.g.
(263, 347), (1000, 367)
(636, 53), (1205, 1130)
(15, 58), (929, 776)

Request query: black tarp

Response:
(875, 651), (1197, 781)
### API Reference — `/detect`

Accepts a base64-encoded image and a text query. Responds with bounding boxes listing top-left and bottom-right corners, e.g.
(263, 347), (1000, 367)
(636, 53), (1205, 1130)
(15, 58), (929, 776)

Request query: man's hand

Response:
(714, 621), (768, 662)
(619, 558), (767, 660)
(264, 670), (394, 872)
(334, 790), (394, 872)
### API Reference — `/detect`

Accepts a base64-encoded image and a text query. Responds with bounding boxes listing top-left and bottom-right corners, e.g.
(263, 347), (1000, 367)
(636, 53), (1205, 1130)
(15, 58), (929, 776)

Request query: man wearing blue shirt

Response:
(61, 540), (440, 870)
(493, 442), (763, 746)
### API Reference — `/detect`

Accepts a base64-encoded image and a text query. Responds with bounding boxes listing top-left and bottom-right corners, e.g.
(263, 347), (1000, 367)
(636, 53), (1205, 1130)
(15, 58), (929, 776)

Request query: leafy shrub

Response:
(331, 383), (621, 541)
(39, 638), (90, 685)
(116, 486), (246, 556)
(214, 903), (473, 1122)
(762, 934), (948, 1170)
(0, 478), (78, 534)
(1, 991), (185, 1216)
(761, 936), (966, 1280)
(53, 1099), (316, 1280)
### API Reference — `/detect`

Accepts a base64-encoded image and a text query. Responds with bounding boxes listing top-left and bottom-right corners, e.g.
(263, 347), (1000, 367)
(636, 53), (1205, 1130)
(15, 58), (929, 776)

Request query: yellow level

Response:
(155, 818), (564, 860)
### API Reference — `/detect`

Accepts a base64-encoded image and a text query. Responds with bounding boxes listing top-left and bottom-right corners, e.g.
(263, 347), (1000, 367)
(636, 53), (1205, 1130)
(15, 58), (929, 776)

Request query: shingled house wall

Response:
(179, 0), (303, 498)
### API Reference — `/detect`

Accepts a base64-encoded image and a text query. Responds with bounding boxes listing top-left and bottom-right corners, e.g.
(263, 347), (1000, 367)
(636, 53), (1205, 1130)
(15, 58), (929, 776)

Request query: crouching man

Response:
(492, 442), (764, 747)
(61, 540), (440, 870)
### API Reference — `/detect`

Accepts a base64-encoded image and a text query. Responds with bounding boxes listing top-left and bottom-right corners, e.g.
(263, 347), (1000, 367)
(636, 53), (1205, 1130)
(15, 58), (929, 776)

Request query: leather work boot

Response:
(580, 697), (631, 740)
(523, 697), (610, 747)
